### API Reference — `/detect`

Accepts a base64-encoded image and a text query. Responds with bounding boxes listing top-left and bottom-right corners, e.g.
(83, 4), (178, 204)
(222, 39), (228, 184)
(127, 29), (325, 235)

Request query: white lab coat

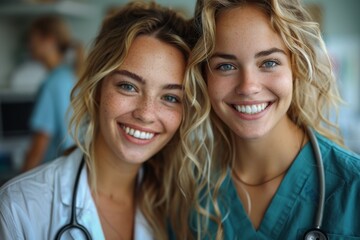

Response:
(0, 149), (153, 240)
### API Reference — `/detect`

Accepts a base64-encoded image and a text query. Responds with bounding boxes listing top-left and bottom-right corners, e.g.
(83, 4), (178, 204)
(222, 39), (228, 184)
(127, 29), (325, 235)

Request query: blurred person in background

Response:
(22, 15), (84, 171)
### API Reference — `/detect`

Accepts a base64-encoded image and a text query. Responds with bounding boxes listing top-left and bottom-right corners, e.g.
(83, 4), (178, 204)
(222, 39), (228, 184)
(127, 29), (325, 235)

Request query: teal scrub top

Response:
(30, 65), (75, 163)
(191, 133), (360, 239)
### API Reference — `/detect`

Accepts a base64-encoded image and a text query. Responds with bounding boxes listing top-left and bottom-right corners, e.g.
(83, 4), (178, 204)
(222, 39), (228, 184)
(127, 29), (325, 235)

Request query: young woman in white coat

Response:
(0, 2), (194, 239)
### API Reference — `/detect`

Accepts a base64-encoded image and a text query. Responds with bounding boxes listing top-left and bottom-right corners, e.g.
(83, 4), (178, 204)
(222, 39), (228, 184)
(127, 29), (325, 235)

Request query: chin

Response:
(119, 150), (156, 165)
(232, 125), (269, 140)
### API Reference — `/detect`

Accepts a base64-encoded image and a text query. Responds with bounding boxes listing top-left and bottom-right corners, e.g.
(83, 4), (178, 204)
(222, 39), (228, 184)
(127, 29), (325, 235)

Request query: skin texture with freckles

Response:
(93, 35), (186, 240)
(96, 35), (185, 168)
(207, 5), (294, 140)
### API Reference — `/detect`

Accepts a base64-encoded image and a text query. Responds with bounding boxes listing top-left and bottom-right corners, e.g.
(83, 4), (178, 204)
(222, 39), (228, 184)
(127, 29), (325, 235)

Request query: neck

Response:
(233, 117), (307, 185)
(92, 134), (141, 203)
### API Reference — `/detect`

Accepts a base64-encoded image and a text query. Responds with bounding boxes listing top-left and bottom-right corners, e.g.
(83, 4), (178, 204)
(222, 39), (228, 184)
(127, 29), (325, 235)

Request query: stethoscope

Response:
(53, 127), (327, 240)
(55, 157), (92, 240)
(303, 126), (328, 240)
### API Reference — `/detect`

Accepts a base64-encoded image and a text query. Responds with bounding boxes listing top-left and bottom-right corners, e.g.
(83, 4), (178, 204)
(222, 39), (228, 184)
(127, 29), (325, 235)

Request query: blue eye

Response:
(119, 83), (136, 92)
(162, 95), (180, 103)
(262, 60), (278, 69)
(216, 64), (236, 72)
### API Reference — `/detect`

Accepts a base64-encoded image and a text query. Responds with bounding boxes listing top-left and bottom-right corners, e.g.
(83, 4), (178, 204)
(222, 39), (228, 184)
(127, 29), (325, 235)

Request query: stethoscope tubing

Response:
(303, 126), (328, 240)
(55, 158), (92, 240)
(306, 126), (325, 229)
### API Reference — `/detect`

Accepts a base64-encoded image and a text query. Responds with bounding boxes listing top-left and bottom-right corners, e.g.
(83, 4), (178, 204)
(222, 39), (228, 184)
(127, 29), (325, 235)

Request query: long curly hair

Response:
(185, 0), (344, 238)
(69, 2), (193, 239)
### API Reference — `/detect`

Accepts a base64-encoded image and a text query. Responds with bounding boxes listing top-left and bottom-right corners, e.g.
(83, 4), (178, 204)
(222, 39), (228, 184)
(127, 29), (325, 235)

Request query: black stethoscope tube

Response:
(303, 126), (328, 240)
(55, 157), (92, 240)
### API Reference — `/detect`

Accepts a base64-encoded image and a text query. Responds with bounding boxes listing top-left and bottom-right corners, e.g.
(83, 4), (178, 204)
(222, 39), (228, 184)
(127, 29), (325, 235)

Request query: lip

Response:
(117, 123), (159, 145)
(119, 123), (158, 134)
(228, 101), (273, 120)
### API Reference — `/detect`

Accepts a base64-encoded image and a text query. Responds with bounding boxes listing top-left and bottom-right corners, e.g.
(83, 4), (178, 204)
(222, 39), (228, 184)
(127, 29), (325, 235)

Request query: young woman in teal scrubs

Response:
(183, 0), (360, 238)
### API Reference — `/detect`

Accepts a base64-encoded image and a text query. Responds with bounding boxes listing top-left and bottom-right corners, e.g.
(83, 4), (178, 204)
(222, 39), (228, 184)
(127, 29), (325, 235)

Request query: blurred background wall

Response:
(302, 0), (360, 153)
(0, 0), (359, 182)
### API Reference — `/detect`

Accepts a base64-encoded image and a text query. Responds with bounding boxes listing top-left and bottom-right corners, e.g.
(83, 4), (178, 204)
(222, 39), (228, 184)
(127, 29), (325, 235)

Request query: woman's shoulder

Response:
(0, 149), (84, 239)
(0, 149), (82, 202)
(317, 133), (360, 183)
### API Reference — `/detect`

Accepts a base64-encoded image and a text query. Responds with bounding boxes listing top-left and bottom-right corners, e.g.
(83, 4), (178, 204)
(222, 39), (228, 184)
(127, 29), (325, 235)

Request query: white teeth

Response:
(122, 125), (155, 140)
(234, 103), (268, 115)
(251, 105), (257, 113)
(134, 130), (141, 138)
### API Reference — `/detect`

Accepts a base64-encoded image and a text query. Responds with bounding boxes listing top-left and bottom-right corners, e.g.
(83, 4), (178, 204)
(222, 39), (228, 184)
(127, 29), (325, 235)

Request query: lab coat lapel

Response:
(134, 207), (154, 240)
(69, 157), (105, 240)
(59, 150), (153, 240)
(59, 149), (83, 207)
(58, 150), (105, 240)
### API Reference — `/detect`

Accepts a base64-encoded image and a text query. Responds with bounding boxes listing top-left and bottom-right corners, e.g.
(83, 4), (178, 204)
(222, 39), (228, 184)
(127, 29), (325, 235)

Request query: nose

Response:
(132, 95), (157, 124)
(235, 68), (262, 96)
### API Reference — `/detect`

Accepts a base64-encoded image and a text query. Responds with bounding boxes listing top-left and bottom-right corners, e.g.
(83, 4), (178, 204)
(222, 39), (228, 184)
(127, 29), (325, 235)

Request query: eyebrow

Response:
(112, 70), (145, 84)
(112, 69), (183, 90)
(210, 48), (287, 61)
(254, 48), (287, 58)
(210, 53), (237, 60)
(163, 84), (184, 90)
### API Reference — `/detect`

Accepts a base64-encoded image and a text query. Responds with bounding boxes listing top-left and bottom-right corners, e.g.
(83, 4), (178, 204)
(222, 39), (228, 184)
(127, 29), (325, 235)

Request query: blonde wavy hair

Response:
(69, 1), (193, 239)
(185, 0), (344, 238)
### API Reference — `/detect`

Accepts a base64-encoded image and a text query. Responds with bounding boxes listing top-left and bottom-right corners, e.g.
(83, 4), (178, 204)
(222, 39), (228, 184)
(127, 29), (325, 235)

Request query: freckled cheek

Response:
(207, 76), (219, 97)
(99, 93), (129, 119)
(207, 76), (231, 103)
(159, 108), (182, 133)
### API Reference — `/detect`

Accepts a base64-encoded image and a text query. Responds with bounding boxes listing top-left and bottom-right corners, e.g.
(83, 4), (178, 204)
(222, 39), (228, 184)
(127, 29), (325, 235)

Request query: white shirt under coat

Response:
(0, 149), (153, 240)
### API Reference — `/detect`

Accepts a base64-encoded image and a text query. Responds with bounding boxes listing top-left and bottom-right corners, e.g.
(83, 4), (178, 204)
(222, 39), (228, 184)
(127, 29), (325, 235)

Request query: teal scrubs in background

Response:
(192, 133), (360, 239)
(30, 65), (75, 163)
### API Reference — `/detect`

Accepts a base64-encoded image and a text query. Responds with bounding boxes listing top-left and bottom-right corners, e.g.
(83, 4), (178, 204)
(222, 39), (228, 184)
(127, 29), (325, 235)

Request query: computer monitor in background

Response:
(0, 97), (34, 138)
(0, 92), (35, 182)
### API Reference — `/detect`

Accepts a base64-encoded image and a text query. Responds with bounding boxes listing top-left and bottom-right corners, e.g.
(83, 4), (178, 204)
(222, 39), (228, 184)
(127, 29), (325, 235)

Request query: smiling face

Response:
(207, 5), (294, 140)
(96, 35), (185, 165)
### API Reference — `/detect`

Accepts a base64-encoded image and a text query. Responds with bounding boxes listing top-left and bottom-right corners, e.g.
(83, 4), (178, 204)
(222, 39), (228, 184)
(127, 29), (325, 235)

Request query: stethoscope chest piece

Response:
(303, 228), (328, 240)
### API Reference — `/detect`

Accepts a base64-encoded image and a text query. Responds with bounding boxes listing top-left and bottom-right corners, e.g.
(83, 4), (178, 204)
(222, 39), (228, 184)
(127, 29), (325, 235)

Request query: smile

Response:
(120, 124), (155, 140)
(233, 103), (269, 115)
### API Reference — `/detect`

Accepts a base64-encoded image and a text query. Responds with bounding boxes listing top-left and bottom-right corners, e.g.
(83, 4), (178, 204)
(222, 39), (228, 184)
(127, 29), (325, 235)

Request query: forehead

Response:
(214, 5), (287, 54)
(119, 35), (186, 85)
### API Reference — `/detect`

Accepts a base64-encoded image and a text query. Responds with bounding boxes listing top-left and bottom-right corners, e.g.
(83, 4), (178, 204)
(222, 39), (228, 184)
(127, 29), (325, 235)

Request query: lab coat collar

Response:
(58, 148), (87, 208)
(58, 149), (105, 239)
(58, 149), (154, 240)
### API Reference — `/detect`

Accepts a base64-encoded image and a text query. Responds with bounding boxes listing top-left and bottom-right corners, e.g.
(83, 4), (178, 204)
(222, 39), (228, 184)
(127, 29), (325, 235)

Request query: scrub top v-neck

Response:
(191, 133), (360, 239)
